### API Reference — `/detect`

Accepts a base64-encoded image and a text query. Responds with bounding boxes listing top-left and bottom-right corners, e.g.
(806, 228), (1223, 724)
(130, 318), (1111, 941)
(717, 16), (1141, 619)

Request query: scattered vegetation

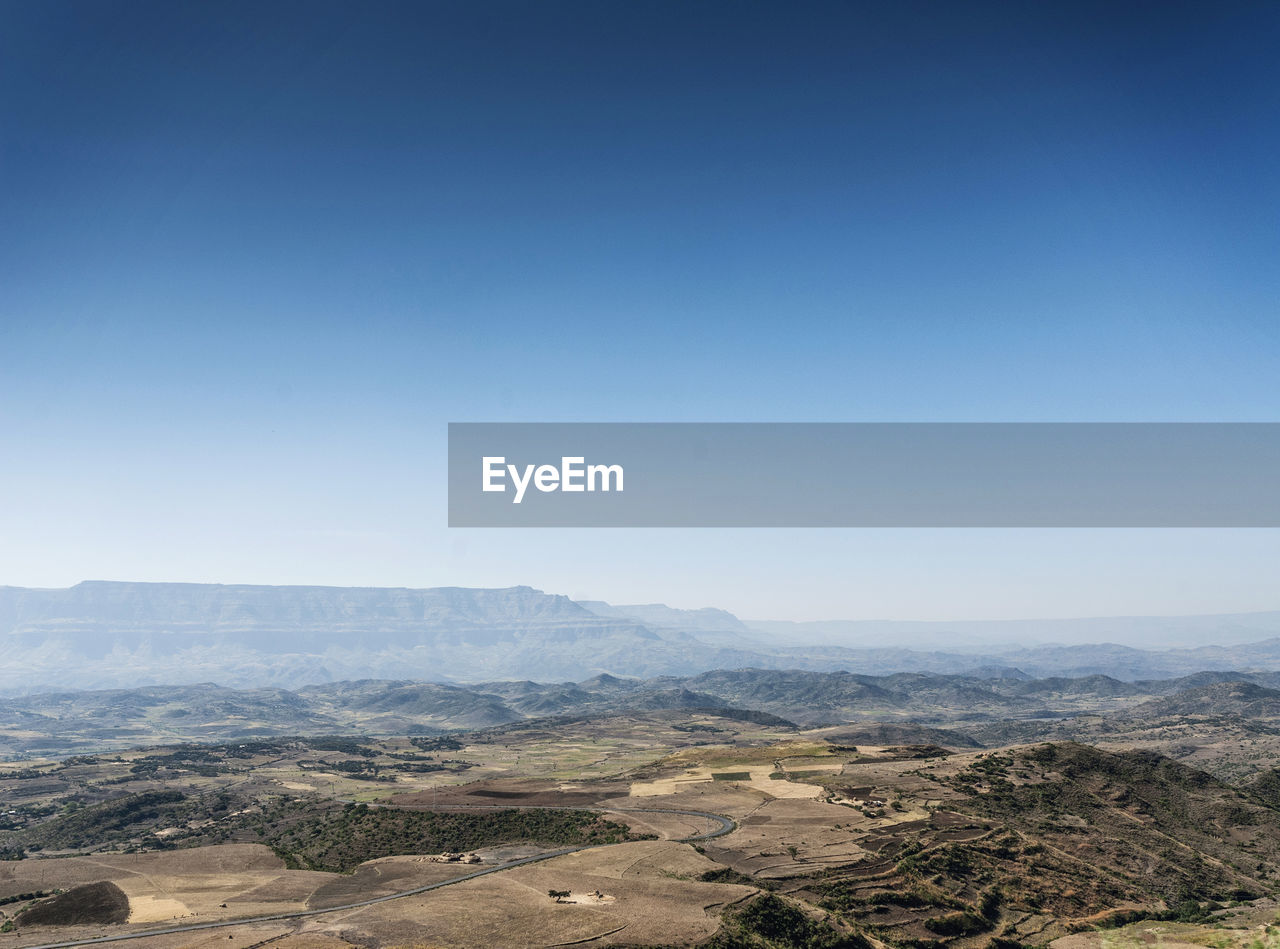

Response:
(256, 802), (636, 872)
(706, 893), (869, 948)
(410, 736), (464, 752)
(699, 866), (776, 890)
(12, 790), (201, 851)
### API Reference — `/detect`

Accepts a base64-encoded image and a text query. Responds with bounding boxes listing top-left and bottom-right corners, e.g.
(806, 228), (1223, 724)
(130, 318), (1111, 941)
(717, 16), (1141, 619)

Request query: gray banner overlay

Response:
(448, 423), (1280, 527)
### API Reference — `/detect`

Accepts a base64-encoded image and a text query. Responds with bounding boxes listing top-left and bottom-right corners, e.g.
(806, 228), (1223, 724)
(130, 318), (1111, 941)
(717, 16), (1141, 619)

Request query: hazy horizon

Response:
(6, 577), (1280, 635)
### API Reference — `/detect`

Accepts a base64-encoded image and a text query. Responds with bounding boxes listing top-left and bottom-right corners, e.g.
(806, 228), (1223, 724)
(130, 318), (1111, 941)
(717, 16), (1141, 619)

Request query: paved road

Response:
(17, 804), (737, 949)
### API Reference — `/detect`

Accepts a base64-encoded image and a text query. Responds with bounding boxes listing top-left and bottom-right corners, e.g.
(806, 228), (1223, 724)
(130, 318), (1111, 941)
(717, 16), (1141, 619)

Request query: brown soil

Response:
(16, 882), (128, 927)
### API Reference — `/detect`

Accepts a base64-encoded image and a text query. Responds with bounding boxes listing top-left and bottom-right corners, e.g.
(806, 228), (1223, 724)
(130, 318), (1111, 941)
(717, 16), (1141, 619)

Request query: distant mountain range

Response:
(3, 581), (1280, 693)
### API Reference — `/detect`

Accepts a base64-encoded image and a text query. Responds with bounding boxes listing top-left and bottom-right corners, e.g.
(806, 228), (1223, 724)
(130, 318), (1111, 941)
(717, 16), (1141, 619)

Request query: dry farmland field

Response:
(3, 705), (1280, 948)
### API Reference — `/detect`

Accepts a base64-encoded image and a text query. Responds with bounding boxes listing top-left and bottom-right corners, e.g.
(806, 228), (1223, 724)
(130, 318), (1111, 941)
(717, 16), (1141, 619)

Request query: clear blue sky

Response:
(2, 2), (1278, 621)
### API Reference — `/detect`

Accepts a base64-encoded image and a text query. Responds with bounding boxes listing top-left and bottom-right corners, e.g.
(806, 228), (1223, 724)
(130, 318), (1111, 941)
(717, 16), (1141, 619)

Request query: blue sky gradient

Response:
(2, 2), (1278, 620)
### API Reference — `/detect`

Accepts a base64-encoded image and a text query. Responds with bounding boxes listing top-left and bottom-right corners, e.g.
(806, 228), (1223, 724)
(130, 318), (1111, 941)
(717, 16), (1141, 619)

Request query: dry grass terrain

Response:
(2, 703), (1280, 947)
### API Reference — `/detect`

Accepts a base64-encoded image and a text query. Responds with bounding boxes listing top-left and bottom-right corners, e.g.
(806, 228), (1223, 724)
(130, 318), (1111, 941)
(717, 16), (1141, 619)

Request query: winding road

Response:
(16, 804), (737, 949)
